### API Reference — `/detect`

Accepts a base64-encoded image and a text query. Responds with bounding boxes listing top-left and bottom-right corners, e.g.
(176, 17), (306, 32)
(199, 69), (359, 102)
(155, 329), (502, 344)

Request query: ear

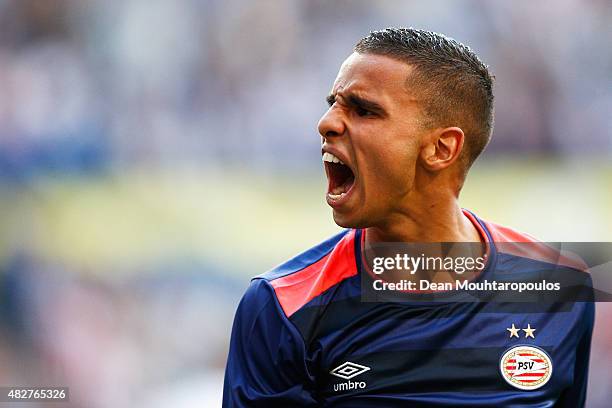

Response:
(419, 127), (465, 171)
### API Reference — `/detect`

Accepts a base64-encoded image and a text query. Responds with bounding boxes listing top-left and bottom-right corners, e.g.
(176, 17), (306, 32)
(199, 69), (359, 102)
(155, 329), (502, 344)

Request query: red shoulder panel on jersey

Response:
(484, 220), (587, 272)
(270, 230), (358, 317)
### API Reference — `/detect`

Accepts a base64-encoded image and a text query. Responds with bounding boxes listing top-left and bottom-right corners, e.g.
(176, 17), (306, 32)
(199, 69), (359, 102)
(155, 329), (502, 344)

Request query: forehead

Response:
(332, 52), (418, 105)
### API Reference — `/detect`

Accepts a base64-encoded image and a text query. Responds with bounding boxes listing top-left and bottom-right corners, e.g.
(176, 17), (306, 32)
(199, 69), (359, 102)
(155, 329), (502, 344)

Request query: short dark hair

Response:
(355, 27), (494, 170)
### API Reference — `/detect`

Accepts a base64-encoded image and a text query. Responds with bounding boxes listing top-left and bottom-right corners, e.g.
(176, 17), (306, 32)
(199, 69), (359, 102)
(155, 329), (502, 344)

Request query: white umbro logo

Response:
(330, 361), (371, 380)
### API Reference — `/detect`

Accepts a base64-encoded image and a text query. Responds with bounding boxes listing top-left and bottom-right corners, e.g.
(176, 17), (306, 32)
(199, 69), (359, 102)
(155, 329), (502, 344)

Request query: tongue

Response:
(331, 174), (355, 195)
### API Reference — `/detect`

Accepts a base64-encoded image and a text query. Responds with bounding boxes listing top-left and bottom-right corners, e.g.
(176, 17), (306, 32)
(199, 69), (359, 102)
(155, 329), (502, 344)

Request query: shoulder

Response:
(253, 229), (360, 318)
(476, 215), (588, 272)
(480, 218), (540, 243)
(474, 213), (593, 311)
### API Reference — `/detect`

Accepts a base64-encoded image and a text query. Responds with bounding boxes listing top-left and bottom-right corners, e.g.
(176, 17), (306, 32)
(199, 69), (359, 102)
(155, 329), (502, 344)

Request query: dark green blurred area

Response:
(0, 159), (610, 276)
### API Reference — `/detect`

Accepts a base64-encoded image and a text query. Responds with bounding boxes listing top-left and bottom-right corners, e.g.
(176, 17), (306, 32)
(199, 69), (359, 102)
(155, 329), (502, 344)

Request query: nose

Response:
(317, 105), (346, 140)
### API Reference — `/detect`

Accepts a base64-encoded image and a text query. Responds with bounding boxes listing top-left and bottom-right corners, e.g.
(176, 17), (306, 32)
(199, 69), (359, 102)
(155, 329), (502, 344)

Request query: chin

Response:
(332, 210), (369, 229)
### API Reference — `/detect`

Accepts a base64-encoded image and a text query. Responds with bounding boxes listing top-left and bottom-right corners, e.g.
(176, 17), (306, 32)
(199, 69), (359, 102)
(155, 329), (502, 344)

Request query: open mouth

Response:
(323, 152), (355, 202)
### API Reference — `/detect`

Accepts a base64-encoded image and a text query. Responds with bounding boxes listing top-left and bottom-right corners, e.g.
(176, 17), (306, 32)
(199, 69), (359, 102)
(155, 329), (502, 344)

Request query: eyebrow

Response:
(326, 92), (387, 116)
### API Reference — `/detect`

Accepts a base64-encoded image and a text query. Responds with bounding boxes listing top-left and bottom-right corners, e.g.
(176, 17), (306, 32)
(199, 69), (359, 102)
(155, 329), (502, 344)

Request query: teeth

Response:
(328, 192), (346, 200)
(331, 186), (344, 195)
(322, 152), (345, 165)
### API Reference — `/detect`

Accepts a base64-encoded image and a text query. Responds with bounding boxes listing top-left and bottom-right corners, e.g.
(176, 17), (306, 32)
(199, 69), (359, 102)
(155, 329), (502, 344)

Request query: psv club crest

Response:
(500, 345), (553, 390)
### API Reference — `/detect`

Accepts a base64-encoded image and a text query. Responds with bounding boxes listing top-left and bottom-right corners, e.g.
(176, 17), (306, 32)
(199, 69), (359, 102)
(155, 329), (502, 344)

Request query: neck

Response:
(365, 196), (482, 245)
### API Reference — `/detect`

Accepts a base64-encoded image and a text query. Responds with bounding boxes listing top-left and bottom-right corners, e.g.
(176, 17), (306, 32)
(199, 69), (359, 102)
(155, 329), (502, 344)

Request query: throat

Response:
(326, 161), (355, 197)
(365, 206), (483, 244)
(330, 174), (355, 195)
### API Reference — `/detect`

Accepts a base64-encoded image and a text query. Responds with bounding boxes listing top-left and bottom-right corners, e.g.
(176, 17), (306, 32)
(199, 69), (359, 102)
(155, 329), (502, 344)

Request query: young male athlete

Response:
(223, 28), (594, 407)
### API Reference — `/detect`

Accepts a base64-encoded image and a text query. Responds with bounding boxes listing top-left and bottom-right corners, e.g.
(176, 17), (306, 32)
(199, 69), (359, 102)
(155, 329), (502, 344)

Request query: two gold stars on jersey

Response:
(506, 323), (536, 338)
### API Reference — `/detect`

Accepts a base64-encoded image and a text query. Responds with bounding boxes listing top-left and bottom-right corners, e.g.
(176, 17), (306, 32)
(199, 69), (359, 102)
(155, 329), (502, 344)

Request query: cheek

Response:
(360, 140), (418, 194)
(377, 160), (415, 197)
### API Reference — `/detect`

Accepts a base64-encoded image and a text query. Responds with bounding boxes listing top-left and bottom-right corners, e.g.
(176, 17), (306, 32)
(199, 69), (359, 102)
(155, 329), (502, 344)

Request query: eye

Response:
(355, 106), (374, 117)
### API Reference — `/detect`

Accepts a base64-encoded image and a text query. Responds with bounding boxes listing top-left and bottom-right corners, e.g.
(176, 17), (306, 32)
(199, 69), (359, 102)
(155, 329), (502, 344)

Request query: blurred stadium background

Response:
(0, 0), (610, 406)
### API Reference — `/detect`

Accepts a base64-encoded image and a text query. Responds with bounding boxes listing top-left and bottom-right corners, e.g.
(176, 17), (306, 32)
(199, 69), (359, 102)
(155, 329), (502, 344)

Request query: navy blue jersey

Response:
(223, 210), (594, 407)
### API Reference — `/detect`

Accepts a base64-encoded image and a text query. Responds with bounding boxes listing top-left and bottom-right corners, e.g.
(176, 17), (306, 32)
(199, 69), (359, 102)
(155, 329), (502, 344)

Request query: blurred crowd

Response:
(0, 0), (610, 180)
(0, 0), (610, 406)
